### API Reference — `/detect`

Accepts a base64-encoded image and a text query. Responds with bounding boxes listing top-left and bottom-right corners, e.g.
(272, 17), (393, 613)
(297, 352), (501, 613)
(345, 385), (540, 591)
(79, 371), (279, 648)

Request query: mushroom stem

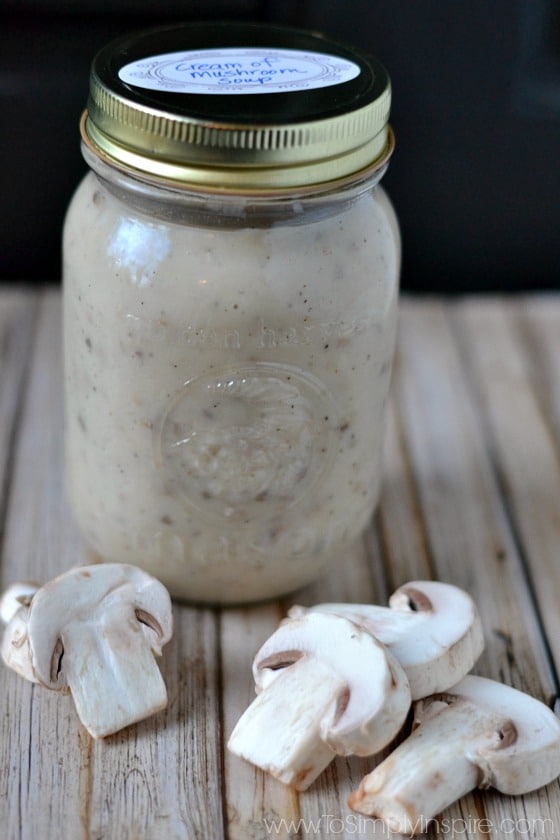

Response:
(229, 611), (411, 790)
(63, 618), (168, 738)
(349, 700), (487, 834)
(228, 656), (344, 790)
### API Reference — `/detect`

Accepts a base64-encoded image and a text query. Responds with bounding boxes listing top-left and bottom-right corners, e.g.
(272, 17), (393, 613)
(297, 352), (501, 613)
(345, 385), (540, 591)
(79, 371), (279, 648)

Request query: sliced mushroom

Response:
(228, 611), (411, 790)
(289, 581), (484, 698)
(0, 582), (40, 684)
(0, 581), (40, 624)
(349, 675), (560, 835)
(1, 564), (173, 738)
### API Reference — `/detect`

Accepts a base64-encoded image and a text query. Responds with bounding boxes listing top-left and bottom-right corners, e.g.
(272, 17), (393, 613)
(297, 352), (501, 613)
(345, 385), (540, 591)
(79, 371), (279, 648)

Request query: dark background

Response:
(2, 0), (559, 293)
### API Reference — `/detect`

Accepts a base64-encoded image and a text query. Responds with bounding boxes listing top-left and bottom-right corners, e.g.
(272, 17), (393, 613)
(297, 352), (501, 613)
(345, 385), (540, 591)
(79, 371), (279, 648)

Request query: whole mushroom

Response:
(1, 564), (173, 738)
(228, 610), (411, 790)
(349, 675), (560, 835)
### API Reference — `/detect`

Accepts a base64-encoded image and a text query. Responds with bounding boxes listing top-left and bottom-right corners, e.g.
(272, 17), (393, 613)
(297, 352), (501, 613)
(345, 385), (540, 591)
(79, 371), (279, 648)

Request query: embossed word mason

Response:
(125, 315), (373, 351)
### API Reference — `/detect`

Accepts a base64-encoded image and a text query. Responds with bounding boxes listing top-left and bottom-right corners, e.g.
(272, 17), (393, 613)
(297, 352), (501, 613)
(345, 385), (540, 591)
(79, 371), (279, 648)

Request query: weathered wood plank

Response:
(390, 298), (560, 839)
(88, 607), (224, 840)
(453, 298), (560, 678)
(0, 289), (89, 840)
(515, 295), (560, 449)
(0, 288), (38, 536)
(1, 290), (83, 586)
(395, 299), (555, 696)
(377, 398), (434, 587)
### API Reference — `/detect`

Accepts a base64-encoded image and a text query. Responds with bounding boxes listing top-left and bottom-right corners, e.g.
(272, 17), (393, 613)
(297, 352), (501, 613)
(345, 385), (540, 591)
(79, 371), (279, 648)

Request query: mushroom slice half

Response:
(349, 675), (560, 835)
(0, 582), (40, 624)
(228, 611), (411, 790)
(1, 582), (40, 684)
(289, 580), (484, 699)
(1, 564), (173, 738)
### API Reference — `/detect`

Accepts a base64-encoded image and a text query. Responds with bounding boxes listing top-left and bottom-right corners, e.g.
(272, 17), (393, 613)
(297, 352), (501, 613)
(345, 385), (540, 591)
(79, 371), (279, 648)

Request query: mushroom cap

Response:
(1, 609), (38, 684)
(26, 564), (173, 689)
(1, 582), (40, 683)
(290, 580), (484, 698)
(445, 675), (560, 795)
(253, 611), (411, 756)
(0, 582), (39, 624)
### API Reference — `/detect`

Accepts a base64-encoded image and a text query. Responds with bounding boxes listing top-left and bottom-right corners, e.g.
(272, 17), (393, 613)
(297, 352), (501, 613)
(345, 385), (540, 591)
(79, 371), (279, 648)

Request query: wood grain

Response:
(1, 290), (559, 839)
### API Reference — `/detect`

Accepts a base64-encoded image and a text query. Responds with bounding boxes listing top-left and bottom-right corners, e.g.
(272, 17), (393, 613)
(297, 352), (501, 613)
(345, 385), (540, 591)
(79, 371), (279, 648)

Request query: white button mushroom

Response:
(289, 581), (484, 698)
(0, 581), (40, 684)
(0, 581), (39, 624)
(228, 611), (411, 790)
(0, 564), (173, 738)
(349, 674), (560, 835)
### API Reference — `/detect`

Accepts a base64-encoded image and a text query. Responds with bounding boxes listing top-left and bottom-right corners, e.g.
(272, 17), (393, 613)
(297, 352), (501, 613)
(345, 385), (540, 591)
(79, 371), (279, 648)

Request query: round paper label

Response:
(118, 47), (361, 94)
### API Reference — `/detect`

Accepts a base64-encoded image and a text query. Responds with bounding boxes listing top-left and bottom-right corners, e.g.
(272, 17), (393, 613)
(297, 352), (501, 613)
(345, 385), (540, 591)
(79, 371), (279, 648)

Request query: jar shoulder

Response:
(374, 184), (401, 261)
(64, 169), (400, 236)
(63, 170), (400, 310)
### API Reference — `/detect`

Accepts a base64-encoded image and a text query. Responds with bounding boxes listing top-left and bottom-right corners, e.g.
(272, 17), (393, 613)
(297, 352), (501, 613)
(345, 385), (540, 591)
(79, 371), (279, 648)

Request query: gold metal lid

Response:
(81, 22), (393, 192)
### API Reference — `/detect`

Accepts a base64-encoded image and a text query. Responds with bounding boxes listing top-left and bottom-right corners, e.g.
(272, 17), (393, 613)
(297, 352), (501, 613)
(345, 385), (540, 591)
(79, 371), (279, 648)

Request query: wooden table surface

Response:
(1, 287), (560, 840)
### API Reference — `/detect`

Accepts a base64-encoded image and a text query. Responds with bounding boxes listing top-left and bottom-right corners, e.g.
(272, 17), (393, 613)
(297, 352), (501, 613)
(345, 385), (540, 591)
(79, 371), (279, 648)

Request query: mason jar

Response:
(63, 22), (401, 603)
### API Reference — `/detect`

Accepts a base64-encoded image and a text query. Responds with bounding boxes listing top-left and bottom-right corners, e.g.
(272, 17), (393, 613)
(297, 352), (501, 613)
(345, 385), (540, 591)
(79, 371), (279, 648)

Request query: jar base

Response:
(79, 532), (368, 607)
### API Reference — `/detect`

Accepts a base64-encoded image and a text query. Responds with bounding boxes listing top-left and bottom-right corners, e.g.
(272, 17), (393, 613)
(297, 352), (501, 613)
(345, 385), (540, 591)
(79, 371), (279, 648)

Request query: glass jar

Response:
(63, 22), (401, 603)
